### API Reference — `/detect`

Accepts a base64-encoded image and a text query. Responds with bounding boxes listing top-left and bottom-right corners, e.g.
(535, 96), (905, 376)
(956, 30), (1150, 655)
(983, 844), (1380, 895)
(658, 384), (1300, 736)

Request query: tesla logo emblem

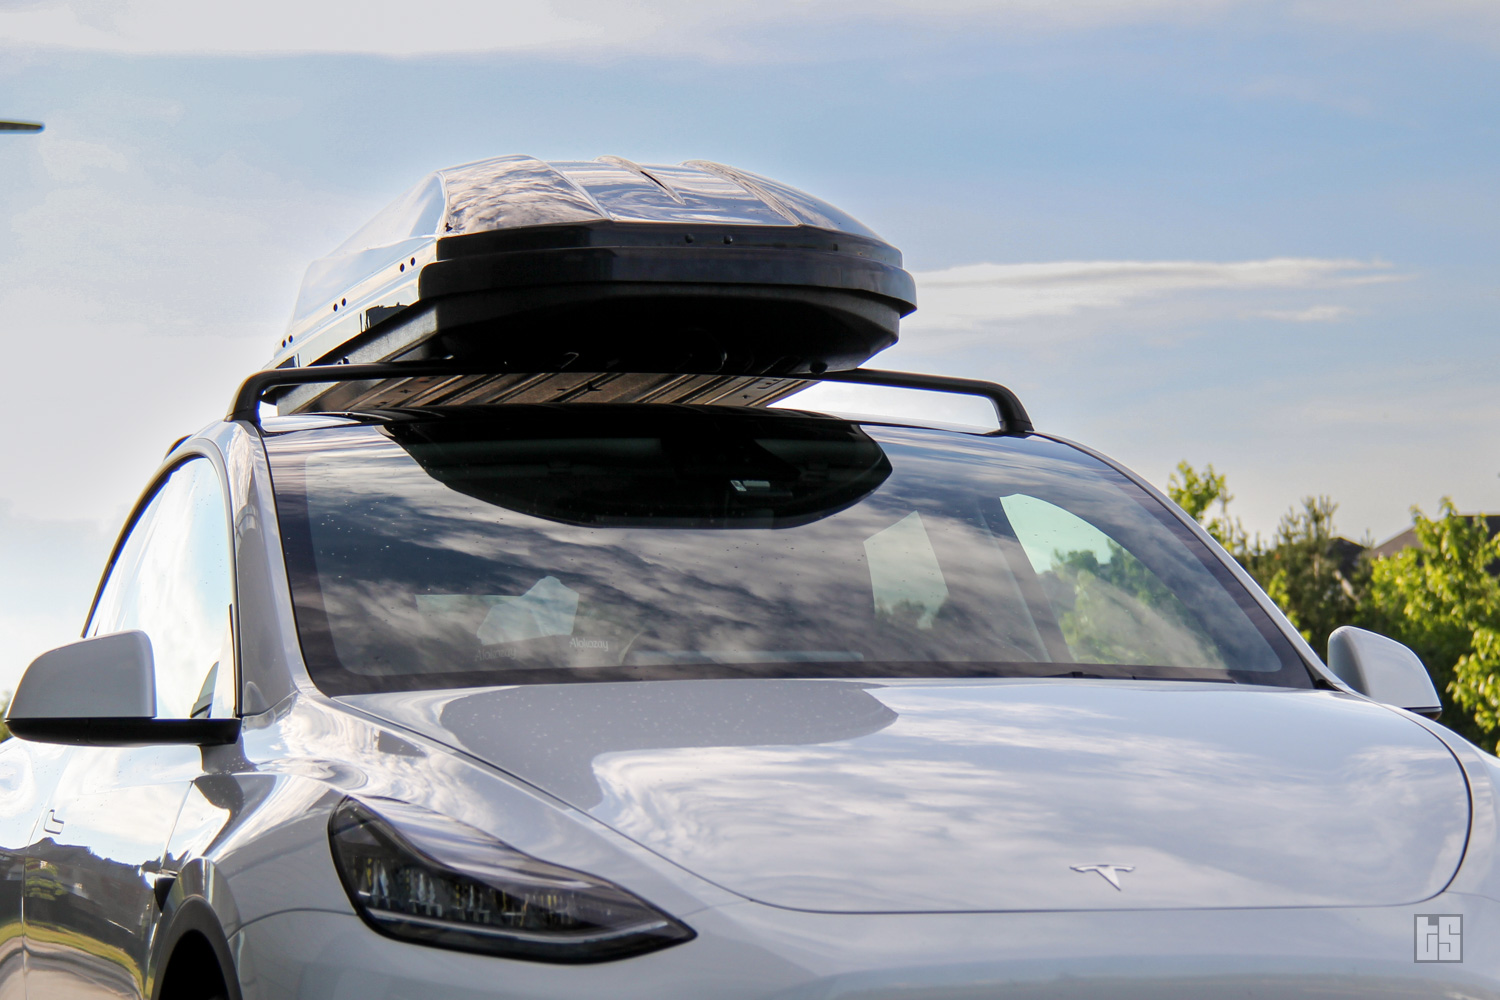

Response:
(1071, 864), (1134, 890)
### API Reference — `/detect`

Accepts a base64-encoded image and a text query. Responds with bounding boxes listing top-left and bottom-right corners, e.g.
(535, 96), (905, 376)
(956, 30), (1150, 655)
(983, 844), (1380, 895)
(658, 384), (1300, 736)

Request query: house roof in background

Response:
(1372, 515), (1500, 560)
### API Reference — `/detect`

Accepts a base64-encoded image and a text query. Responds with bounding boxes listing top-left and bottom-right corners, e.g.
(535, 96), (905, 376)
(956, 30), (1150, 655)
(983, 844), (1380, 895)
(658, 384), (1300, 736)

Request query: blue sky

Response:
(1, 0), (1498, 688)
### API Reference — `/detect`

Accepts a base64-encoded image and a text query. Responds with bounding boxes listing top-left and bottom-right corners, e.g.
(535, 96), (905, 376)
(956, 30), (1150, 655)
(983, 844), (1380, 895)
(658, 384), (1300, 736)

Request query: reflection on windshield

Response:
(388, 405), (892, 528)
(1002, 494), (1220, 668)
(267, 407), (1308, 694)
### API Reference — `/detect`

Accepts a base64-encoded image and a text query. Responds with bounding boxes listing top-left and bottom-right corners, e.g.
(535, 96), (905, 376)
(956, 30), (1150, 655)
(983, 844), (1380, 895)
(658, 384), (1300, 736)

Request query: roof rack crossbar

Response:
(228, 363), (1033, 434)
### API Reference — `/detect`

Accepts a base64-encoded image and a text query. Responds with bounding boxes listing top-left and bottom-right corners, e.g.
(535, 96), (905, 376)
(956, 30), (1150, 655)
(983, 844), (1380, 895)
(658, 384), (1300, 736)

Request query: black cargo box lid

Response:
(269, 156), (917, 381)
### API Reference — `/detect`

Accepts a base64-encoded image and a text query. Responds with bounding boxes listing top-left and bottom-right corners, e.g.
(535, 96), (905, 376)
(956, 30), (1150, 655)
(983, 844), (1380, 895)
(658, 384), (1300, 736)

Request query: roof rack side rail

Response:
(228, 363), (1033, 435)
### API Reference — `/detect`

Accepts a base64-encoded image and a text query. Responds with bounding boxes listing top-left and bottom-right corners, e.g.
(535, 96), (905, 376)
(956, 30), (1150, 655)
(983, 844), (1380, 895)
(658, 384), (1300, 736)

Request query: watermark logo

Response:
(1414, 914), (1462, 963)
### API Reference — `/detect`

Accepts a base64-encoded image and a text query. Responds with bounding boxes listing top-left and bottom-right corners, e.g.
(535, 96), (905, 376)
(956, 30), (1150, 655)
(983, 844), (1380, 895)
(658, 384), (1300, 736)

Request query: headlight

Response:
(328, 797), (695, 963)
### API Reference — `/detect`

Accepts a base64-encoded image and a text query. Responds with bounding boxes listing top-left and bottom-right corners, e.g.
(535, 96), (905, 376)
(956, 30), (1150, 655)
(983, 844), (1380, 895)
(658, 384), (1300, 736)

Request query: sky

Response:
(1, 0), (1498, 689)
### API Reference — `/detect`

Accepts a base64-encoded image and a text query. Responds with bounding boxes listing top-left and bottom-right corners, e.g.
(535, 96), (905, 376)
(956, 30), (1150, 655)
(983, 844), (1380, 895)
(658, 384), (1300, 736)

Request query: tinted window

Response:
(89, 457), (235, 719)
(267, 406), (1308, 695)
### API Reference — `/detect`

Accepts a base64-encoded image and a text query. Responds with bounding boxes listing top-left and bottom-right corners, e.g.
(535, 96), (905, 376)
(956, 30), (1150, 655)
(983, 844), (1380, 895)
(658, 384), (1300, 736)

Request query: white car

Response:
(1, 158), (1489, 1000)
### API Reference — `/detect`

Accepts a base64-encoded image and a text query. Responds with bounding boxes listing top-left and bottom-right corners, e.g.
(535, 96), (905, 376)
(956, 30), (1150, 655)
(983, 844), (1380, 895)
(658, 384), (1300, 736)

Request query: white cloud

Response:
(1258, 304), (1354, 322)
(904, 257), (1396, 346)
(0, 0), (639, 55)
(1, 0), (1498, 56)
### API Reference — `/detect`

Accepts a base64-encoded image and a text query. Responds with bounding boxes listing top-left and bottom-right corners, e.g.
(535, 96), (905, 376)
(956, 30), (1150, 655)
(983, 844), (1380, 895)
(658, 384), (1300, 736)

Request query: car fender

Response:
(148, 886), (243, 1000)
(1408, 716), (1500, 902)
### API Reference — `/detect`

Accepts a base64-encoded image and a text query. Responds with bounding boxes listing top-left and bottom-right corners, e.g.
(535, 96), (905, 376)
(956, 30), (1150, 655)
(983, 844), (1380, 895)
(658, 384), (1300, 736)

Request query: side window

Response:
(88, 458), (235, 720)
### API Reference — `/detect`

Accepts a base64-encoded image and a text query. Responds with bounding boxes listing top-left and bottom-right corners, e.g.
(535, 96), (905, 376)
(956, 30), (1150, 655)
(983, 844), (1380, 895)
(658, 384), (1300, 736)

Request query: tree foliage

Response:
(1362, 500), (1500, 744)
(1170, 463), (1500, 748)
(1166, 462), (1247, 554)
(1250, 496), (1363, 658)
(1168, 462), (1360, 656)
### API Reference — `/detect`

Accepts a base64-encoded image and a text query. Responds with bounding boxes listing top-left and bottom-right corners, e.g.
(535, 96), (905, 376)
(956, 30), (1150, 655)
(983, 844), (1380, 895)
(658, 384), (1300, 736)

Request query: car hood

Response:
(341, 679), (1471, 913)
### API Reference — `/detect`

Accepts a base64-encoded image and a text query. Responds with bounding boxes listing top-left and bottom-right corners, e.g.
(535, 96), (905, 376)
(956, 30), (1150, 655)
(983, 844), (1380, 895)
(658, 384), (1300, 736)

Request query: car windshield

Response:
(266, 405), (1309, 695)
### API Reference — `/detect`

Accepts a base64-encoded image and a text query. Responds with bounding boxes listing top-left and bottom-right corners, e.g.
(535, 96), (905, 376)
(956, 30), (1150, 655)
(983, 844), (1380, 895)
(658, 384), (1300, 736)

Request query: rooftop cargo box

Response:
(267, 156), (917, 414)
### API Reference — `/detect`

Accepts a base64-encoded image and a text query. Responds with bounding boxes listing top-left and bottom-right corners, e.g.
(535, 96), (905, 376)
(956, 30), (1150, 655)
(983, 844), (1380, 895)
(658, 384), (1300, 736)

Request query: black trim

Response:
(229, 364), (1033, 433)
(819, 368), (1032, 434)
(308, 661), (1278, 697)
(420, 245), (915, 305)
(7, 717), (240, 746)
(385, 284), (903, 375)
(437, 220), (904, 266)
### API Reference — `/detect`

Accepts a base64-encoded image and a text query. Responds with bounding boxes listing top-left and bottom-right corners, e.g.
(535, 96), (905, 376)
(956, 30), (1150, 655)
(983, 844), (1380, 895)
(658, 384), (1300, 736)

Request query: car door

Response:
(0, 738), (72, 1000)
(24, 455), (237, 1000)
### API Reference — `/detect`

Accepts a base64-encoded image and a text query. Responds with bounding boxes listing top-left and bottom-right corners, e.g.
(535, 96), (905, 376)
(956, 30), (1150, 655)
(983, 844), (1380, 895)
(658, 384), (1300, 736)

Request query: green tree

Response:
(1168, 464), (1363, 658)
(1167, 461), (1248, 555)
(1252, 496), (1364, 657)
(1168, 465), (1500, 745)
(1364, 500), (1500, 747)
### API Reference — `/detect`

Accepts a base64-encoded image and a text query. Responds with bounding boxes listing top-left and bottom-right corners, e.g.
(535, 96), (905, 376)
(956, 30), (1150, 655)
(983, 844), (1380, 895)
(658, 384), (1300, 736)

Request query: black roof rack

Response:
(228, 363), (1033, 435)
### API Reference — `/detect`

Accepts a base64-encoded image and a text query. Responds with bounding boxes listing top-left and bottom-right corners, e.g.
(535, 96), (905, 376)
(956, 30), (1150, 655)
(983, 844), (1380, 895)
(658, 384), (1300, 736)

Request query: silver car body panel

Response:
(340, 679), (1469, 913)
(231, 899), (1500, 1000)
(4, 414), (1500, 999)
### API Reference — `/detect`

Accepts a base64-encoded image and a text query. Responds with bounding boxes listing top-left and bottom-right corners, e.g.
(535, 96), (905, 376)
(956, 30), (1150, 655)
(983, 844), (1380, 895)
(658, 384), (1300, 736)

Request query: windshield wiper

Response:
(1038, 668), (1240, 683)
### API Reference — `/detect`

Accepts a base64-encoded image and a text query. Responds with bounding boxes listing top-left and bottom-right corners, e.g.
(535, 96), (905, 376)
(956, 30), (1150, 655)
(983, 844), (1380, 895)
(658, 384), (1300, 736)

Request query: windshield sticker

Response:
(414, 578), (582, 646)
(475, 576), (580, 645)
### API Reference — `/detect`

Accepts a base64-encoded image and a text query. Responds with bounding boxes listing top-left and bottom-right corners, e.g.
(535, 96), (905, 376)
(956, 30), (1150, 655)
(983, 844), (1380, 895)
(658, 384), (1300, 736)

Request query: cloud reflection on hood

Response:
(344, 678), (1470, 915)
(581, 683), (1468, 913)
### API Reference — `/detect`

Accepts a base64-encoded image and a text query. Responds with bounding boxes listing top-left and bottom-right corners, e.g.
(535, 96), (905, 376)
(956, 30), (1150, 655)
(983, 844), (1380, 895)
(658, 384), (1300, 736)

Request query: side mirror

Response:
(6, 631), (239, 746)
(1327, 626), (1442, 720)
